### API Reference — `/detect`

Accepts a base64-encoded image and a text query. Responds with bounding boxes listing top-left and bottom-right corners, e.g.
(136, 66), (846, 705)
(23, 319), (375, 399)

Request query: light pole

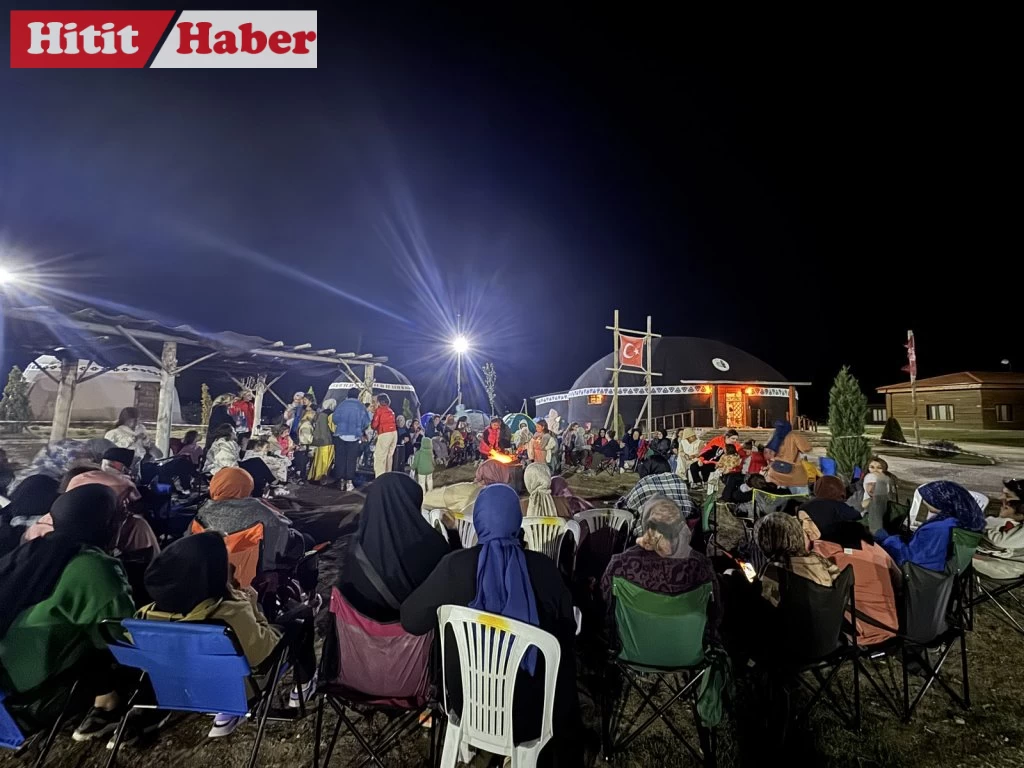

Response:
(452, 335), (469, 406)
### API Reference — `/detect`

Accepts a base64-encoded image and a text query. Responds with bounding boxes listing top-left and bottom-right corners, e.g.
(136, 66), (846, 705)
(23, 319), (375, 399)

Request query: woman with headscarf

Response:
(420, 458), (514, 517)
(600, 495), (721, 631)
(550, 474), (593, 516)
(338, 472), (460, 623)
(754, 511), (839, 603)
(0, 485), (135, 741)
(0, 474), (60, 556)
(675, 427), (702, 480)
(139, 532), (315, 738)
(520, 462), (572, 518)
(878, 480), (985, 572)
(798, 476), (862, 541)
(764, 430), (813, 493)
(195, 467), (303, 571)
(401, 484), (582, 768)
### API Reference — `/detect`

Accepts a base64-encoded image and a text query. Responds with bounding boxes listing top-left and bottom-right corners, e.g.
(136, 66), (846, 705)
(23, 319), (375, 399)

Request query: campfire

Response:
(487, 449), (517, 465)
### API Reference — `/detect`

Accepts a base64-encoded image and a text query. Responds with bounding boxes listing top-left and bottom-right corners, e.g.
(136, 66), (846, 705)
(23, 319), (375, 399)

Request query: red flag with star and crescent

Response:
(619, 334), (644, 368)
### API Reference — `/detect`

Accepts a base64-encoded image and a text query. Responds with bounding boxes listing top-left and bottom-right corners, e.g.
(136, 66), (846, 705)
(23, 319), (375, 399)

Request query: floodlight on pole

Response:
(451, 335), (471, 407)
(452, 335), (470, 355)
(0, 264), (19, 287)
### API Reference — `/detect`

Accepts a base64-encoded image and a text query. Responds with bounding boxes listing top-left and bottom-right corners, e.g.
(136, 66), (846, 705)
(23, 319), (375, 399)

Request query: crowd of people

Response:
(2, 406), (1021, 766)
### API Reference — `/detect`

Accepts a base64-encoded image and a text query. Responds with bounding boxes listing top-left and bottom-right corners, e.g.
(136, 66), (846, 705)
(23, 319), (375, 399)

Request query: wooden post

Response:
(49, 357), (79, 444)
(710, 384), (718, 428)
(362, 364), (376, 406)
(252, 373), (267, 432)
(908, 330), (921, 454)
(788, 385), (798, 430)
(645, 315), (653, 436)
(612, 309), (620, 438)
(155, 341), (177, 456)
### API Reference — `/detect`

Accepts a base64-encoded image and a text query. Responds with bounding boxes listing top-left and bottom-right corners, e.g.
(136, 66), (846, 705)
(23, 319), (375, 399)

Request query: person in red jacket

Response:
(743, 441), (768, 475)
(370, 394), (398, 478)
(228, 391), (256, 447)
(689, 429), (743, 486)
(478, 417), (512, 459)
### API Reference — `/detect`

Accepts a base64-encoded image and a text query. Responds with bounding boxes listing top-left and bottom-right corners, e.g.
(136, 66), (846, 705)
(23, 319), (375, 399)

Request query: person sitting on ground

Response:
(974, 478), (1024, 580)
(178, 430), (204, 467)
(675, 427), (702, 480)
(689, 429), (741, 486)
(194, 467), (305, 572)
(877, 480), (985, 572)
(601, 495), (722, 635)
(617, 470), (694, 518)
(479, 416), (512, 459)
(550, 474), (593, 516)
(248, 439), (291, 485)
(140, 531), (317, 738)
(0, 485), (135, 743)
(811, 521), (901, 646)
(273, 423), (295, 459)
(401, 484), (583, 768)
(764, 430), (813, 494)
(105, 407), (156, 462)
(520, 462), (572, 519)
(798, 476), (862, 541)
(339, 472), (460, 623)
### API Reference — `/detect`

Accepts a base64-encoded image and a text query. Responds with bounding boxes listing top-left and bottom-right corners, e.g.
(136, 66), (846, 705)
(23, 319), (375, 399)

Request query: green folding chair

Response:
(602, 577), (715, 765)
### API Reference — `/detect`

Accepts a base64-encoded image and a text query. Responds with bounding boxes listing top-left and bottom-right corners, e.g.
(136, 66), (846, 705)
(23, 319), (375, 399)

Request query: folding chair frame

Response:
(103, 622), (305, 768)
(971, 572), (1024, 637)
(601, 660), (714, 766)
(0, 680), (81, 768)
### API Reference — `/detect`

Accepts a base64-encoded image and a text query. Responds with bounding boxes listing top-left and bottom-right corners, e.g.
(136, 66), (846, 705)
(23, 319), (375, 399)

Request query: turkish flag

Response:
(620, 334), (644, 368)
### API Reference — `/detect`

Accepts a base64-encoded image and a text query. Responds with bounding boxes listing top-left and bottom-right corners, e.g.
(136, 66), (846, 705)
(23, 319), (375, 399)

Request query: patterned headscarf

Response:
(918, 481), (986, 532)
(637, 495), (691, 559)
(754, 512), (808, 558)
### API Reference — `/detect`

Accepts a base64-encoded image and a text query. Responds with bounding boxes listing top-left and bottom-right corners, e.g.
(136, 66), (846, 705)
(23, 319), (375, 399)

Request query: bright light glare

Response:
(451, 335), (470, 354)
(0, 264), (19, 287)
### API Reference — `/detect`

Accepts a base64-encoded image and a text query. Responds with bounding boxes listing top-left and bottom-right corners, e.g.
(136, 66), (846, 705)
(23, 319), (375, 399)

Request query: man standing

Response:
(331, 388), (371, 491)
(370, 394), (398, 479)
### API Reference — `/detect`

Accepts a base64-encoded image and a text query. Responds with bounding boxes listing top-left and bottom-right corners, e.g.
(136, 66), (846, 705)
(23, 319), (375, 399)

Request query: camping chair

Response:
(751, 489), (808, 519)
(520, 517), (580, 575)
(755, 565), (860, 731)
(971, 565), (1024, 638)
(191, 519), (264, 590)
(857, 560), (968, 722)
(103, 618), (302, 768)
(601, 578), (715, 764)
(314, 588), (438, 768)
(949, 528), (983, 631)
(1, 680), (81, 767)
(436, 605), (561, 768)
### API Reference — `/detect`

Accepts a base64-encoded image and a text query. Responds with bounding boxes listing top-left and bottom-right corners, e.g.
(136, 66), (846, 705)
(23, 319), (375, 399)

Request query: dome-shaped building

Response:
(326, 363), (421, 419)
(534, 337), (807, 432)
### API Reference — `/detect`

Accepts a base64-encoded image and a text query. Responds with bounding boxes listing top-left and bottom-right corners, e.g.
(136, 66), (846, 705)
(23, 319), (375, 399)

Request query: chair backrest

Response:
(106, 619), (252, 716)
(776, 565), (854, 662)
(437, 605), (560, 757)
(900, 561), (956, 644)
(452, 512), (478, 548)
(752, 489), (808, 518)
(0, 692), (25, 750)
(573, 508), (634, 537)
(520, 517), (580, 561)
(191, 520), (264, 590)
(612, 577), (709, 668)
(950, 528), (983, 575)
(327, 587), (432, 706)
(701, 493), (717, 534)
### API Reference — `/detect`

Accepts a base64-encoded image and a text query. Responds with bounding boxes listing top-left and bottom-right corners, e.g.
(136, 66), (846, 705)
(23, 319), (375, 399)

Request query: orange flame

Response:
(488, 450), (515, 465)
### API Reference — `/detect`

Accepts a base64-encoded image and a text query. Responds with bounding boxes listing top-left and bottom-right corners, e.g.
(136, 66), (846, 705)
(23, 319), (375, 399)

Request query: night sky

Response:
(1, 6), (1018, 418)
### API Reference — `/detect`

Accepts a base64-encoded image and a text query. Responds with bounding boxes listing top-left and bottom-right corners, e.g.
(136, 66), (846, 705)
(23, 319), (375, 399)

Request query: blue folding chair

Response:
(1, 680), (81, 767)
(103, 619), (296, 768)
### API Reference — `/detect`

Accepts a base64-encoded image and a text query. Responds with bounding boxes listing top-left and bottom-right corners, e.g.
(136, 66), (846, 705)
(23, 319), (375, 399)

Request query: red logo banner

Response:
(10, 11), (176, 68)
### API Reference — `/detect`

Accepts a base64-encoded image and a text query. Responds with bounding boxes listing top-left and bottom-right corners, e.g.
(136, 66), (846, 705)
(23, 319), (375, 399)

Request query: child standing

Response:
(412, 432), (436, 493)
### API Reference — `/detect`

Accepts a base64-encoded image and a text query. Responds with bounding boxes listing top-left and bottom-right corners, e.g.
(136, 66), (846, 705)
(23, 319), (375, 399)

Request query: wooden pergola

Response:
(2, 304), (387, 453)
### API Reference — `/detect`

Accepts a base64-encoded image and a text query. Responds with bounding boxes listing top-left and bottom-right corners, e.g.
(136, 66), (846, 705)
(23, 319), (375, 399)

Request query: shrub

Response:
(924, 439), (960, 458)
(880, 417), (906, 444)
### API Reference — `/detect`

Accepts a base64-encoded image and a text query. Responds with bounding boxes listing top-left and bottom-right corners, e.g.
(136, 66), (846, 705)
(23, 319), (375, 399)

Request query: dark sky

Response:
(1, 5), (1018, 417)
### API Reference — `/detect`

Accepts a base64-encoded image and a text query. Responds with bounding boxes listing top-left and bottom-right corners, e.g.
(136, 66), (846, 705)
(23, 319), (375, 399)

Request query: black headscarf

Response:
(0, 484), (118, 635)
(357, 472), (449, 603)
(0, 474), (61, 556)
(145, 532), (230, 615)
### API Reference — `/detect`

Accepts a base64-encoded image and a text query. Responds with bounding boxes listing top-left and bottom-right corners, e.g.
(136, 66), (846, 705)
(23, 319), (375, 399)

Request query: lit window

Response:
(871, 408), (887, 422)
(926, 404), (954, 421)
(997, 404), (1014, 422)
(587, 394), (605, 405)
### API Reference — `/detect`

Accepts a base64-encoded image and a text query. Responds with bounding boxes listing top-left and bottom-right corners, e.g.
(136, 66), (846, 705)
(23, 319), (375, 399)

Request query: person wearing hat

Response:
(675, 427), (701, 481)
(101, 447), (136, 477)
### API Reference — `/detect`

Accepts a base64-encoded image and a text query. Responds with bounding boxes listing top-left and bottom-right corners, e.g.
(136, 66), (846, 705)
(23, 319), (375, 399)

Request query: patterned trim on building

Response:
(535, 385), (795, 406)
(327, 382), (418, 394)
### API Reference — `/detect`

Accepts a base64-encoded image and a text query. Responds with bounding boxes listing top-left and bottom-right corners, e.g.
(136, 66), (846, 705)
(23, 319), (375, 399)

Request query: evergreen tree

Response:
(200, 383), (213, 426)
(0, 365), (32, 432)
(827, 367), (872, 479)
(880, 416), (906, 444)
(402, 398), (414, 424)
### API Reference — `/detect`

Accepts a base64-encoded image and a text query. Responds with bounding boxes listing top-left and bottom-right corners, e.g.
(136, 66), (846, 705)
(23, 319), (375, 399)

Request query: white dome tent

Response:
(325, 363), (420, 420)
(24, 356), (182, 424)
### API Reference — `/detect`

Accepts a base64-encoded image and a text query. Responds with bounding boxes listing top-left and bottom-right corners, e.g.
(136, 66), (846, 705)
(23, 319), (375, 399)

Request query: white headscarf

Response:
(524, 462), (559, 517)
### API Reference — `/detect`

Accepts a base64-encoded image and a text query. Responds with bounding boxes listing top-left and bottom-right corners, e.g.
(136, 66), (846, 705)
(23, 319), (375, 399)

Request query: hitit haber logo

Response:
(10, 10), (318, 68)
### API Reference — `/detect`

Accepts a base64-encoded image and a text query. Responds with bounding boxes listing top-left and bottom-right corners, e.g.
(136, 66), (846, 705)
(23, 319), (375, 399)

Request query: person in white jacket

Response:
(974, 479), (1024, 580)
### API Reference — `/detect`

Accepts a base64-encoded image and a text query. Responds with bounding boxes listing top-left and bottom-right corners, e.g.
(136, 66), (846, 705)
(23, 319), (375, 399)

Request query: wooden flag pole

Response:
(645, 315), (653, 436)
(612, 309), (620, 437)
(909, 329), (921, 455)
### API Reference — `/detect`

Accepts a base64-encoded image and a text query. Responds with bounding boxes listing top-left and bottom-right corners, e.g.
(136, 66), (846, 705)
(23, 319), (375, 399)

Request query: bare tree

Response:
(482, 362), (498, 416)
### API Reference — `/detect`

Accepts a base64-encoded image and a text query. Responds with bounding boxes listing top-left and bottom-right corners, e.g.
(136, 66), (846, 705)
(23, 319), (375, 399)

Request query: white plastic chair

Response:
(573, 508), (634, 537)
(520, 517), (580, 563)
(437, 605), (561, 768)
(452, 511), (478, 548)
(426, 508), (447, 537)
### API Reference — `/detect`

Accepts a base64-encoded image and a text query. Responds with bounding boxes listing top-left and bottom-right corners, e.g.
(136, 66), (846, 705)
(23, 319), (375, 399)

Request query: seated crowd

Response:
(0, 412), (1010, 767)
